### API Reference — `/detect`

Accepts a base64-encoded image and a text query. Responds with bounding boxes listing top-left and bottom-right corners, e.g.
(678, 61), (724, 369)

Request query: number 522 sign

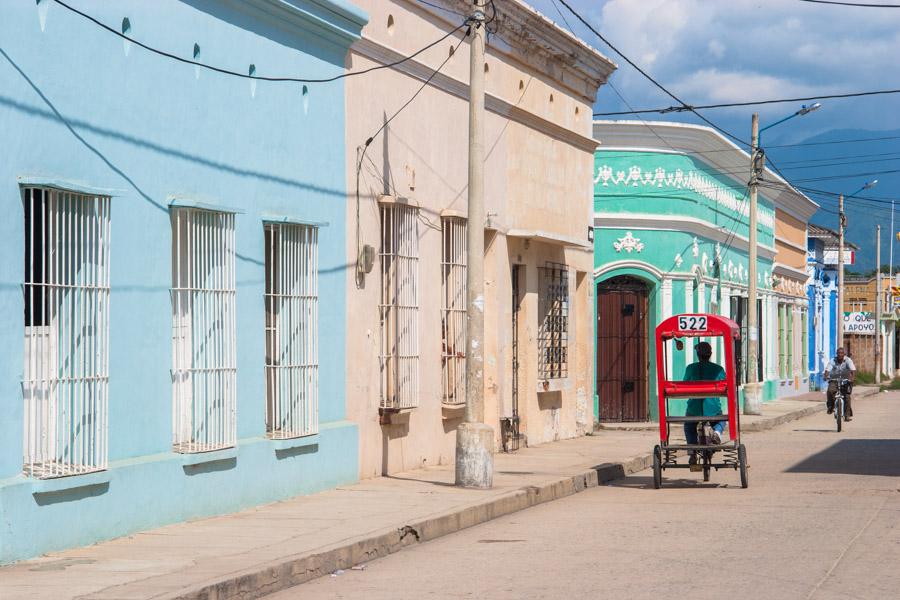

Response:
(677, 315), (708, 331)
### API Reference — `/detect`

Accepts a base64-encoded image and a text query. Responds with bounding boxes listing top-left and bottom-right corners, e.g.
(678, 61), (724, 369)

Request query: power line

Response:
(593, 88), (900, 116)
(354, 23), (470, 287)
(792, 168), (900, 183)
(798, 0), (900, 7)
(556, 0), (751, 148)
(51, 0), (470, 84)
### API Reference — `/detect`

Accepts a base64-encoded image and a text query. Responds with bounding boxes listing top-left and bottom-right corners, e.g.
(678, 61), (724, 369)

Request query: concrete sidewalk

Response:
(0, 390), (876, 600)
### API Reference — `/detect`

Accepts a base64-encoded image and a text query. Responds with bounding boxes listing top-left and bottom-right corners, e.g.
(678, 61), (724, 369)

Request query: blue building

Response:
(806, 224), (856, 389)
(0, 0), (366, 563)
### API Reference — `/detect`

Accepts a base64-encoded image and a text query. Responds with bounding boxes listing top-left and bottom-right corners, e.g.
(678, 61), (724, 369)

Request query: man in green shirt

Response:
(683, 341), (727, 448)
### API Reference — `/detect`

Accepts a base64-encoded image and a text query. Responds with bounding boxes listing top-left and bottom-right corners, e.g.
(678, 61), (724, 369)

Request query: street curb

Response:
(166, 455), (653, 600)
(166, 393), (879, 600)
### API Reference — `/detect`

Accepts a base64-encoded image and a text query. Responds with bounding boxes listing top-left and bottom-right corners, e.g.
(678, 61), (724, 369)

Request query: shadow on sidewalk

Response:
(785, 439), (900, 477)
(610, 475), (729, 490)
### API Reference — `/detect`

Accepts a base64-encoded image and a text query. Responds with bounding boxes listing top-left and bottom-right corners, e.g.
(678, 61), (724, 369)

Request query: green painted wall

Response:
(594, 148), (782, 423)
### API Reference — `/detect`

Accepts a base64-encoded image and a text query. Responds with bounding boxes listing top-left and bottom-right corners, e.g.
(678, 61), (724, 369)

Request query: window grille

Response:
(22, 187), (111, 478)
(441, 217), (466, 405)
(265, 223), (318, 439)
(170, 208), (236, 453)
(538, 262), (569, 380)
(801, 309), (809, 376)
(778, 304), (786, 379)
(379, 203), (419, 409)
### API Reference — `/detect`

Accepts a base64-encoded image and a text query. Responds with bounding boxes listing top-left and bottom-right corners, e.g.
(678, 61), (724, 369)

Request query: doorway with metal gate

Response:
(597, 275), (650, 422)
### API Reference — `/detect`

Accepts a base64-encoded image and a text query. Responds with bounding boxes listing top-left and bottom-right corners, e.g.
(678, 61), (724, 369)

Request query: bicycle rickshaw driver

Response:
(824, 348), (856, 421)
(682, 341), (727, 460)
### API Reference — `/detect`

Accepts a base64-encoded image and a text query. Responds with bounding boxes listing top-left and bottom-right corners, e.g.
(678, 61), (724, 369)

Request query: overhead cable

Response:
(593, 88), (900, 117)
(51, 0), (470, 84)
(555, 0), (751, 148)
(798, 0), (900, 7)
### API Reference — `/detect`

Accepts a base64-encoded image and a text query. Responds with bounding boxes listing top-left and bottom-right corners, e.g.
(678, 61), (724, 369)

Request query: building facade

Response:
(807, 224), (856, 389)
(592, 121), (818, 422)
(0, 0), (365, 563)
(345, 0), (615, 477)
(842, 275), (897, 377)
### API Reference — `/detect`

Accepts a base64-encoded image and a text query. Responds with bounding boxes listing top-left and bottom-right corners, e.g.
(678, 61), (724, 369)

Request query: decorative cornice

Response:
(593, 213), (777, 260)
(592, 121), (819, 222)
(776, 236), (808, 254)
(225, 0), (367, 48)
(419, 0), (617, 103)
(352, 37), (599, 153)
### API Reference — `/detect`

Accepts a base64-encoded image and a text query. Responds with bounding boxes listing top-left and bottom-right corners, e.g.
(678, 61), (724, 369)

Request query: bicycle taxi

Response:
(651, 313), (749, 489)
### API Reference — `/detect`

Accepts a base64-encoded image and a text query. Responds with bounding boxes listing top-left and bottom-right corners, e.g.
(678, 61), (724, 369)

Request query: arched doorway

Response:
(597, 275), (650, 422)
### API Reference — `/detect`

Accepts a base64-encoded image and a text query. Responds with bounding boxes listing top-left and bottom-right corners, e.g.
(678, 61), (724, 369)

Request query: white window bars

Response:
(379, 203), (419, 410)
(22, 187), (111, 479)
(441, 217), (466, 405)
(264, 223), (318, 439)
(539, 262), (569, 380)
(170, 208), (237, 453)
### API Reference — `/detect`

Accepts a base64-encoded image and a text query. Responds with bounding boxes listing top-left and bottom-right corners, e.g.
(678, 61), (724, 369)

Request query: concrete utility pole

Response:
(455, 5), (493, 489)
(876, 225), (882, 383)
(837, 194), (845, 351)
(744, 113), (762, 415)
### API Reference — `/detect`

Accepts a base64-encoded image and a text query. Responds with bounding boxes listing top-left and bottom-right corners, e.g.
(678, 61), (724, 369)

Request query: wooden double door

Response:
(597, 276), (649, 422)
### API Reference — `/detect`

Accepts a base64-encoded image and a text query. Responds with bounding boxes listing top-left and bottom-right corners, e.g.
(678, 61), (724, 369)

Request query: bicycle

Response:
(829, 377), (850, 433)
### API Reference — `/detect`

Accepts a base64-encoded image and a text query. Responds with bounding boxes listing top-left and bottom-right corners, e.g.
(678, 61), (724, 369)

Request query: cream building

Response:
(345, 0), (615, 477)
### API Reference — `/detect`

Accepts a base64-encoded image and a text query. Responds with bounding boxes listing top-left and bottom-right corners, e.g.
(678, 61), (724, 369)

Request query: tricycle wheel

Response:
(738, 444), (748, 489)
(702, 452), (711, 482)
(652, 445), (662, 489)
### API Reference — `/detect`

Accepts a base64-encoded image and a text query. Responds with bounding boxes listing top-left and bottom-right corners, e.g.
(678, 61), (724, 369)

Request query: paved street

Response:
(273, 393), (900, 600)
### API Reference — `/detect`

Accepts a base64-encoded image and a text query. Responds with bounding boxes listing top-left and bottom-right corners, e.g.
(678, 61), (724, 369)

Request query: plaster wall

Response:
(0, 0), (364, 563)
(345, 0), (600, 478)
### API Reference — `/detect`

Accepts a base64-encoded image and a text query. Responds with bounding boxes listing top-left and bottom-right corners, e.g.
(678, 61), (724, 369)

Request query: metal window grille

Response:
(265, 223), (318, 439)
(441, 217), (466, 405)
(538, 262), (569, 379)
(778, 304), (786, 379)
(379, 203), (419, 409)
(22, 187), (111, 479)
(170, 208), (236, 453)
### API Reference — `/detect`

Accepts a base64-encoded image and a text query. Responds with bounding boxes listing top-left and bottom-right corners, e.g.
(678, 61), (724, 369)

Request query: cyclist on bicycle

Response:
(824, 347), (856, 421)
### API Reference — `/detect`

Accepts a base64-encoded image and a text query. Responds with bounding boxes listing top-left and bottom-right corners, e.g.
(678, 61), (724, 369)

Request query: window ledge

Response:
(269, 434), (319, 451)
(537, 378), (572, 393)
(177, 447), (237, 466)
(442, 403), (466, 419)
(31, 469), (110, 494)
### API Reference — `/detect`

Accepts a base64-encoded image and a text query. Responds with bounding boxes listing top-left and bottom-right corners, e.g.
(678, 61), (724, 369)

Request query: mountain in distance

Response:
(765, 128), (900, 272)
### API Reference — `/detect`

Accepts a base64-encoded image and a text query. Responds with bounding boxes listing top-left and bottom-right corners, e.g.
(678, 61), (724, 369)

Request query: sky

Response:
(526, 0), (900, 269)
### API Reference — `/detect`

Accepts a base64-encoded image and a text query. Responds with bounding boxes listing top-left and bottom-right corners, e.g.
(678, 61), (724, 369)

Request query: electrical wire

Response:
(555, 0), (751, 148)
(798, 0), (900, 6)
(51, 0), (469, 84)
(593, 88), (900, 117)
(354, 23), (471, 288)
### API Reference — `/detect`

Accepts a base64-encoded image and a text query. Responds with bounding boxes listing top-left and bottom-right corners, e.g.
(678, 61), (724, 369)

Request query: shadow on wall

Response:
(785, 439), (900, 477)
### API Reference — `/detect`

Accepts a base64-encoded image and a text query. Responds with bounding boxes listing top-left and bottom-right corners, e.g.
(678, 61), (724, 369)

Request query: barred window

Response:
(22, 187), (111, 478)
(380, 203), (419, 409)
(265, 223), (318, 439)
(539, 262), (569, 380)
(441, 217), (466, 405)
(171, 207), (236, 453)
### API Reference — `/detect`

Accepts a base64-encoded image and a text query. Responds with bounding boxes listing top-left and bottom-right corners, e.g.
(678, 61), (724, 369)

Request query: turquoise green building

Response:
(592, 121), (817, 422)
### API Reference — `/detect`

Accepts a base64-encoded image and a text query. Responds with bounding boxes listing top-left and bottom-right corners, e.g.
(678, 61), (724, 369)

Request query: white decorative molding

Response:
(701, 252), (709, 274)
(594, 259), (664, 281)
(692, 236), (700, 257)
(593, 213), (777, 259)
(613, 231), (644, 253)
(674, 254), (683, 267)
(594, 164), (776, 229)
(592, 120), (820, 222)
